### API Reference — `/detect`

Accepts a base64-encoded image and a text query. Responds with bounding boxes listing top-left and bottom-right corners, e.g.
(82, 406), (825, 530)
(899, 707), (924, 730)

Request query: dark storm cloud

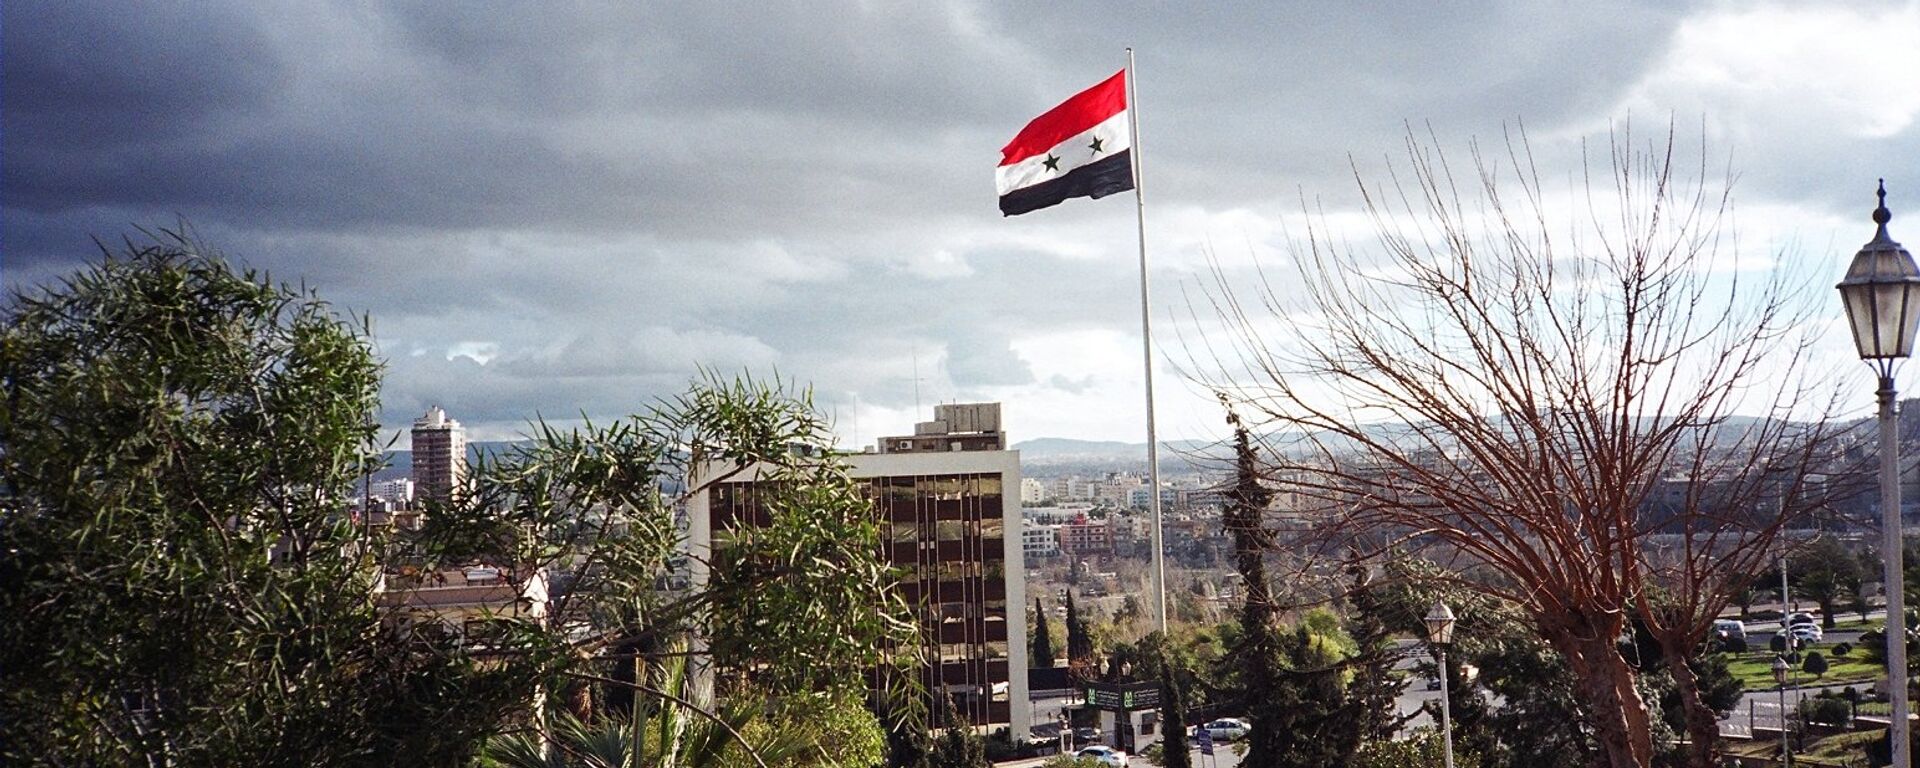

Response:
(9, 1), (1906, 440)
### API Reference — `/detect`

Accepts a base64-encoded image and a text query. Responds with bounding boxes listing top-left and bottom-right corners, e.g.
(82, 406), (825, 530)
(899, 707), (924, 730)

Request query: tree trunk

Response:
(1664, 652), (1721, 768)
(1554, 627), (1654, 768)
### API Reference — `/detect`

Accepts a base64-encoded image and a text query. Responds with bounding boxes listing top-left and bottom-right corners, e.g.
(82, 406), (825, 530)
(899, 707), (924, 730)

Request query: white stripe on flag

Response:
(994, 110), (1132, 197)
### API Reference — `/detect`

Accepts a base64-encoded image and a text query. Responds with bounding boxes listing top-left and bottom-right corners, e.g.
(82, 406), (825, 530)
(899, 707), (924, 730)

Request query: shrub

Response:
(1834, 642), (1852, 657)
(1860, 629), (1887, 665)
(1800, 696), (1851, 726)
(1804, 651), (1829, 678)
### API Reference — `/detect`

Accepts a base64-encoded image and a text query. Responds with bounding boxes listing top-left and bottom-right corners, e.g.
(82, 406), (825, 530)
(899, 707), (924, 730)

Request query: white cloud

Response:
(1615, 3), (1920, 141)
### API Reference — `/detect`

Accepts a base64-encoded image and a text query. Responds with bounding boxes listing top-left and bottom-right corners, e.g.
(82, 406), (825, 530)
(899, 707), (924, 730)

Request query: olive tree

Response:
(0, 232), (520, 765)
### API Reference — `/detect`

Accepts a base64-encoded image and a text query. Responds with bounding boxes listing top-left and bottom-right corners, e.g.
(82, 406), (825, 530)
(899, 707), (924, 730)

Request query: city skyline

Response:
(7, 2), (1920, 446)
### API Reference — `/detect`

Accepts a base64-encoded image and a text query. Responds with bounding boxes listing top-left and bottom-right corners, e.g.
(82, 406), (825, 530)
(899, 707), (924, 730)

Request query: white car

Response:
(1201, 718), (1251, 742)
(1076, 745), (1129, 767)
(1775, 624), (1823, 645)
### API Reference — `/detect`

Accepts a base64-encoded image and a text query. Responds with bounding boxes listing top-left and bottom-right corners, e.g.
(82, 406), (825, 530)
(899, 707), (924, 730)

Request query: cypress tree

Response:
(1160, 649), (1192, 768)
(1032, 597), (1058, 668)
(1066, 592), (1094, 664)
(1223, 410), (1288, 768)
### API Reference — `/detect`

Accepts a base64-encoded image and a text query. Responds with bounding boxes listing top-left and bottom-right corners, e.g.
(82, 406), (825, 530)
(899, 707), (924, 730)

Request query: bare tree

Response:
(1187, 125), (1854, 768)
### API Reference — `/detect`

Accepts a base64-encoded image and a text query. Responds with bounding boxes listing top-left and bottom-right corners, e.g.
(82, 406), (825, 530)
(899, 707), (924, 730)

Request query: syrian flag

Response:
(997, 70), (1134, 216)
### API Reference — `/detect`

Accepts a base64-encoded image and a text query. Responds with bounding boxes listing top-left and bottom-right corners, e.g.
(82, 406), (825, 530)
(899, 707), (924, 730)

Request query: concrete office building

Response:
(1022, 524), (1061, 559)
(688, 403), (1029, 731)
(410, 406), (466, 506)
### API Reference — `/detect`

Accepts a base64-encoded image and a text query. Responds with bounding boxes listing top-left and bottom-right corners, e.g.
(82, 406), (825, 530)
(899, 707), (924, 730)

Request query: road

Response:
(999, 743), (1244, 768)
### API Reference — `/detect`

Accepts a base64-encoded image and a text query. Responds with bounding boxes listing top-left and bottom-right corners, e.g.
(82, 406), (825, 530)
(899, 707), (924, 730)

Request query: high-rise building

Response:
(410, 406), (466, 505)
(688, 403), (1029, 731)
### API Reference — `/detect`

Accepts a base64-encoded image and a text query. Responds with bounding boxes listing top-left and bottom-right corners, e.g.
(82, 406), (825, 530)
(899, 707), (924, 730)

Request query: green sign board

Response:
(1082, 682), (1158, 711)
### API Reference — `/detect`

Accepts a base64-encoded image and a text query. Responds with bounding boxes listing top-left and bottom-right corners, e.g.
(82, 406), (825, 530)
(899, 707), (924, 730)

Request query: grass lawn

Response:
(1801, 730), (1880, 766)
(1724, 650), (1883, 689)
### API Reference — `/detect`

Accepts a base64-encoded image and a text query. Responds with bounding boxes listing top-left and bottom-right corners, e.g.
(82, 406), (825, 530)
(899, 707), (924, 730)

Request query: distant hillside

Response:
(371, 440), (528, 481)
(1012, 414), (1807, 476)
(1011, 437), (1223, 475)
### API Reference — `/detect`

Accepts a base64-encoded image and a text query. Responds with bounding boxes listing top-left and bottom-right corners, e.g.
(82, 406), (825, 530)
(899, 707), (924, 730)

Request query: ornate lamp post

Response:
(1425, 600), (1458, 768)
(1774, 655), (1794, 767)
(1838, 180), (1920, 768)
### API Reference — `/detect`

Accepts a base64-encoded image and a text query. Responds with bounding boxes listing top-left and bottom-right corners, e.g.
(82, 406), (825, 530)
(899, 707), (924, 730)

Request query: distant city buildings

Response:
(376, 564), (549, 639)
(1020, 477), (1046, 505)
(1022, 523), (1060, 558)
(410, 406), (466, 505)
(369, 478), (415, 507)
(1056, 516), (1111, 557)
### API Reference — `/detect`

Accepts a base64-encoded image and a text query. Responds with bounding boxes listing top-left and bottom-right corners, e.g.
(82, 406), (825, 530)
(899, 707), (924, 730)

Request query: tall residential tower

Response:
(410, 406), (466, 505)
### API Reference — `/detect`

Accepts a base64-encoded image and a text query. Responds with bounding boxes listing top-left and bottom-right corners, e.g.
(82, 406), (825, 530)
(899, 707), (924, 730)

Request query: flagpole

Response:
(1125, 47), (1168, 636)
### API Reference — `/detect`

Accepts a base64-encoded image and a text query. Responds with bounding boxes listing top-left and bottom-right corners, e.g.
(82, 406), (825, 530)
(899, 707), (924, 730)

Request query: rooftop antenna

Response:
(912, 349), (924, 414)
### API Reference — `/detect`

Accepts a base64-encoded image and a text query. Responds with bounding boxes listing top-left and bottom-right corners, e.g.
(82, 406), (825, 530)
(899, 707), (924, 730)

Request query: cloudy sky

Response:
(7, 2), (1920, 448)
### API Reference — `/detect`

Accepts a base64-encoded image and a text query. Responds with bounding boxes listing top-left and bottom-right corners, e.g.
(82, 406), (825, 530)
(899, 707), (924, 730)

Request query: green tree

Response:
(1791, 537), (1860, 629)
(1040, 758), (1109, 768)
(482, 676), (865, 768)
(0, 234), (513, 765)
(1, 233), (919, 765)
(1352, 728), (1482, 768)
(1804, 651), (1829, 678)
(1034, 597), (1060, 668)
(1159, 649), (1192, 768)
(928, 694), (988, 768)
(1341, 566), (1414, 744)
(1066, 592), (1094, 671)
(1219, 411), (1290, 768)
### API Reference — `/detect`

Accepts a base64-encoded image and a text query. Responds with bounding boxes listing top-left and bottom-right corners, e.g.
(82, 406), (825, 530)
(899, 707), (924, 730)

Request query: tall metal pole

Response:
(1437, 646), (1456, 768)
(1782, 553), (1792, 623)
(1883, 375), (1911, 768)
(1124, 46), (1168, 635)
(1783, 553), (1797, 664)
(1780, 673), (1792, 767)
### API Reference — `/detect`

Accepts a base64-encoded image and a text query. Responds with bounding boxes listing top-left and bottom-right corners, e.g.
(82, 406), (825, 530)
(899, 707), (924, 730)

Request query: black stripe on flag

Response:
(999, 150), (1135, 217)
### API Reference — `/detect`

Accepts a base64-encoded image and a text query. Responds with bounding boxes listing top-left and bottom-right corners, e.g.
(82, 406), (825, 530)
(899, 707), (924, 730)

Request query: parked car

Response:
(1201, 718), (1251, 742)
(1072, 726), (1102, 745)
(1775, 624), (1822, 645)
(1076, 745), (1129, 767)
(1787, 612), (1818, 628)
(1426, 675), (1443, 691)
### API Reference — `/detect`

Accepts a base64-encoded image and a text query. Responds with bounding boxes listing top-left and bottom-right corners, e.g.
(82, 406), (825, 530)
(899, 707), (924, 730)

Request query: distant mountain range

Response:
(371, 441), (524, 481)
(1010, 437), (1217, 460)
(370, 415), (1813, 481)
(372, 437), (1219, 480)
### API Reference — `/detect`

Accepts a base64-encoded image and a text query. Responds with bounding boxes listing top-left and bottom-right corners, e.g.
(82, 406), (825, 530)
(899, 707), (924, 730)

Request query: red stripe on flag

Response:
(998, 70), (1127, 167)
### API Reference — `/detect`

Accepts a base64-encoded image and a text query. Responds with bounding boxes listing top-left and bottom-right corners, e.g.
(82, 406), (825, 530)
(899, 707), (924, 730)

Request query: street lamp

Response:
(1838, 180), (1920, 768)
(1424, 600), (1458, 768)
(1774, 655), (1793, 767)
